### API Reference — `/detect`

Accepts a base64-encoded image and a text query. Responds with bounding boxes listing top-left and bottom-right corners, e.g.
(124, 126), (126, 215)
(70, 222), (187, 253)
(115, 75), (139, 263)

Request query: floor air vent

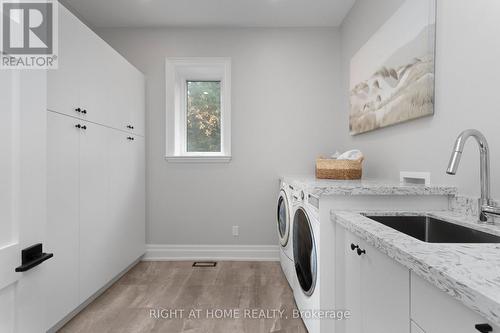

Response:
(192, 261), (217, 268)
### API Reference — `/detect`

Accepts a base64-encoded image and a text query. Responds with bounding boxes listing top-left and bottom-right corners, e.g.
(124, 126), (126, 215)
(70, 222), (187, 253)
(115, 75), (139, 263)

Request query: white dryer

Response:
(292, 192), (320, 333)
(277, 182), (295, 289)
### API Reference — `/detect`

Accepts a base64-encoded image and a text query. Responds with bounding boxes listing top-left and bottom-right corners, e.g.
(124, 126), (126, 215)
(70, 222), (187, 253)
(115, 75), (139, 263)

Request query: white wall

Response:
(340, 0), (500, 198)
(97, 27), (342, 245)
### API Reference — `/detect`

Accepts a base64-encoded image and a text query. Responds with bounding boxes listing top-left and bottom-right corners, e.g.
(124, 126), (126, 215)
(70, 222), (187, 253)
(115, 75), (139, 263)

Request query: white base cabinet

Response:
(337, 226), (500, 333)
(342, 230), (410, 333)
(411, 273), (500, 333)
(46, 3), (145, 330)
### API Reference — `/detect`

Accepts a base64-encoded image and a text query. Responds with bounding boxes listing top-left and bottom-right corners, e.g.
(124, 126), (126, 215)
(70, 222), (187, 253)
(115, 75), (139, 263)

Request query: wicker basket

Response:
(315, 156), (364, 180)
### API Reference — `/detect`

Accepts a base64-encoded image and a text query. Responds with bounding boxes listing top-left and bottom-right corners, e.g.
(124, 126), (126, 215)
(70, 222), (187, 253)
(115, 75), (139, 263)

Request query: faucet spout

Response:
(446, 129), (494, 224)
(446, 151), (462, 175)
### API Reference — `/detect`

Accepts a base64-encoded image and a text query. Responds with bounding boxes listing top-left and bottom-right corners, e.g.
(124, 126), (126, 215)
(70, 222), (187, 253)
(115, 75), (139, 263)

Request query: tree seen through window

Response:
(186, 81), (221, 152)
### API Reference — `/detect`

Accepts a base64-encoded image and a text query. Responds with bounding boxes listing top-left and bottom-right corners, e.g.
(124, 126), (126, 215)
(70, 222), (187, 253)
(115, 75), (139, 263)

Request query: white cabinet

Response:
(128, 69), (146, 136)
(129, 135), (146, 258)
(411, 273), (500, 333)
(108, 132), (146, 276)
(78, 25), (118, 127)
(46, 112), (80, 329)
(47, 5), (80, 118)
(48, 5), (145, 134)
(360, 239), (410, 333)
(343, 230), (410, 333)
(108, 130), (133, 274)
(46, 4), (145, 328)
(338, 228), (500, 333)
(344, 231), (362, 333)
(46, 112), (146, 317)
(114, 57), (146, 135)
(78, 121), (115, 302)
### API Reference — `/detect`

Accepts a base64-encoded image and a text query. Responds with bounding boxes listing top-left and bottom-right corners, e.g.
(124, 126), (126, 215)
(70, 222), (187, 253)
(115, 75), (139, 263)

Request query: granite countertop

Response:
(332, 209), (500, 327)
(280, 175), (457, 197)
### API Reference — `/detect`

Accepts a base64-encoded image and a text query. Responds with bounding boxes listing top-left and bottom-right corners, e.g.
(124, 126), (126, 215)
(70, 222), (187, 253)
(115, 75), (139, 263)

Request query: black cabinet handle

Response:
(475, 324), (493, 333)
(127, 136), (135, 141)
(75, 108), (87, 114)
(75, 124), (81, 128)
(357, 248), (366, 256)
(15, 243), (53, 272)
(81, 125), (87, 130)
(126, 125), (134, 129)
(350, 243), (359, 251)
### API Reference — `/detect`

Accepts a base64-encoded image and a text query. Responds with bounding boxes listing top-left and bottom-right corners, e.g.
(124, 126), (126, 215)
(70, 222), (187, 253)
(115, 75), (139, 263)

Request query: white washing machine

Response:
(277, 182), (295, 289)
(292, 192), (320, 333)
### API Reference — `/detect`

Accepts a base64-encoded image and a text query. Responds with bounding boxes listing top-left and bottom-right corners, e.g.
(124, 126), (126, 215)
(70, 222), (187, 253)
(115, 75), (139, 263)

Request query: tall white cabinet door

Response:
(116, 61), (145, 135)
(108, 133), (145, 274)
(47, 5), (80, 118)
(79, 122), (112, 302)
(129, 70), (146, 136)
(78, 25), (118, 127)
(359, 240), (410, 333)
(131, 136), (146, 258)
(108, 130), (135, 275)
(46, 111), (80, 329)
(110, 57), (134, 132)
(344, 232), (362, 333)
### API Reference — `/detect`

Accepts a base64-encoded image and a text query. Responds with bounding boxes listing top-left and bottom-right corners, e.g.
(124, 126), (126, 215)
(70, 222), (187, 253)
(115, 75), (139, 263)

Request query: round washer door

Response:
(277, 190), (290, 247)
(293, 207), (317, 296)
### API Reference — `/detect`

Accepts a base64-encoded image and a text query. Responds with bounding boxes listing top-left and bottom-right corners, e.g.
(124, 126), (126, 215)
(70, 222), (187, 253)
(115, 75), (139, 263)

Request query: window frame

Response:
(165, 57), (231, 163)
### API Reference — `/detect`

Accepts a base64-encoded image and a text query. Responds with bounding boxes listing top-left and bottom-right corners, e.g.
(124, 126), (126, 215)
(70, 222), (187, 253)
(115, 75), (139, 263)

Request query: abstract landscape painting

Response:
(349, 0), (436, 135)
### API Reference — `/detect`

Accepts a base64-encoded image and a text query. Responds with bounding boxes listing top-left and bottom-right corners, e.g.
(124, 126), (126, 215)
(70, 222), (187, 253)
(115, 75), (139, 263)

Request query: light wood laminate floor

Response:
(59, 261), (307, 333)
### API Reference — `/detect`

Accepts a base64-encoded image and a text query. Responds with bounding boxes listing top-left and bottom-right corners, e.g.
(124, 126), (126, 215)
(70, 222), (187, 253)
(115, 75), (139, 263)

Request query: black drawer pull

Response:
(81, 125), (87, 130)
(357, 248), (366, 256)
(350, 243), (359, 251)
(126, 125), (134, 129)
(75, 107), (81, 113)
(127, 136), (135, 141)
(15, 243), (53, 272)
(75, 124), (81, 128)
(475, 324), (493, 333)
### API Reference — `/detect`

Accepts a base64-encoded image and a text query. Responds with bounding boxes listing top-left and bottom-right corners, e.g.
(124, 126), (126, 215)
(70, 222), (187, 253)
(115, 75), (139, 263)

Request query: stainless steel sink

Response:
(364, 215), (500, 243)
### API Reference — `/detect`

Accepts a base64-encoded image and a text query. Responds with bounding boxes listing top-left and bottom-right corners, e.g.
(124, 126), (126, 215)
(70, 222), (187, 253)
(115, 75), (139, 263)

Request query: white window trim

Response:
(165, 57), (231, 163)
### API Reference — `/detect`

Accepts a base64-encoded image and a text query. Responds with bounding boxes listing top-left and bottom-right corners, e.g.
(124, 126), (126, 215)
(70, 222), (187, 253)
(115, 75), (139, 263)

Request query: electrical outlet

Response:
(232, 226), (239, 237)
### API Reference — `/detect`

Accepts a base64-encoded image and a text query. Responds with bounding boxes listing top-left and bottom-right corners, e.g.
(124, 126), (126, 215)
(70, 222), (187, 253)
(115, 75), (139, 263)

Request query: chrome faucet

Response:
(447, 129), (500, 224)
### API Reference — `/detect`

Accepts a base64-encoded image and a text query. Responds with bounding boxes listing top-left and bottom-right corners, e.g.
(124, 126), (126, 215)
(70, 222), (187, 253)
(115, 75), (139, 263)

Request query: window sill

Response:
(165, 155), (232, 163)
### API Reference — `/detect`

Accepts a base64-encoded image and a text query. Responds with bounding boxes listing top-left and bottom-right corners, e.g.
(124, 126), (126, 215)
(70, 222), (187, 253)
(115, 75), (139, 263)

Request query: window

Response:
(165, 58), (231, 162)
(186, 81), (221, 153)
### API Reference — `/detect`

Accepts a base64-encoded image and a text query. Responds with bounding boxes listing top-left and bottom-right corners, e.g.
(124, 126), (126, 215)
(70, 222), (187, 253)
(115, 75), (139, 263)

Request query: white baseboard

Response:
(143, 244), (280, 261)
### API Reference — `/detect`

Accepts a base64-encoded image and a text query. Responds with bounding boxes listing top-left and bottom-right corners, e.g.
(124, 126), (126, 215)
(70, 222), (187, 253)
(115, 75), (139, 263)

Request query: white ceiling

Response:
(62, 0), (356, 28)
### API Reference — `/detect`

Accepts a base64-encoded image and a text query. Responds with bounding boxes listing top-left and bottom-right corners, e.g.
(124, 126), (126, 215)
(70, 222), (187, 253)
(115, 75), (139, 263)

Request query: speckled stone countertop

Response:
(332, 209), (500, 327)
(280, 175), (457, 197)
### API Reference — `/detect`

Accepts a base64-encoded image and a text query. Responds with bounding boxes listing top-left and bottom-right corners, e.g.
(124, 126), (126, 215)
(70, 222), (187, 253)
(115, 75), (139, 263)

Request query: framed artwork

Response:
(349, 0), (436, 135)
